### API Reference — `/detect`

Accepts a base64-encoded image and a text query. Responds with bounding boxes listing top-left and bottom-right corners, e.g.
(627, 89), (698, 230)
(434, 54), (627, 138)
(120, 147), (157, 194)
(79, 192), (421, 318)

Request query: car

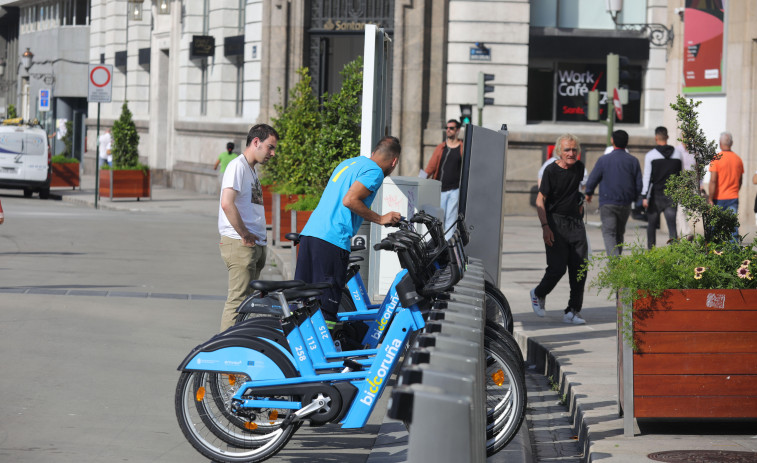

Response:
(0, 120), (51, 199)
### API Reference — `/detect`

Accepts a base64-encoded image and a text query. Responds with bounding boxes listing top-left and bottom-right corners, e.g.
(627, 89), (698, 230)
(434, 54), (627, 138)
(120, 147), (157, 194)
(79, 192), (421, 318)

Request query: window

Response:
(526, 60), (643, 123)
(530, 0), (646, 29)
(235, 57), (244, 116)
(20, 0), (89, 33)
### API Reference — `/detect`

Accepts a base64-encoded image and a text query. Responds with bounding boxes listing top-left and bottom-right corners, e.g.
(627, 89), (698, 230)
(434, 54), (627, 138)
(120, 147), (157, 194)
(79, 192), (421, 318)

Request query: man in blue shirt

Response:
(295, 136), (402, 327)
(585, 130), (643, 256)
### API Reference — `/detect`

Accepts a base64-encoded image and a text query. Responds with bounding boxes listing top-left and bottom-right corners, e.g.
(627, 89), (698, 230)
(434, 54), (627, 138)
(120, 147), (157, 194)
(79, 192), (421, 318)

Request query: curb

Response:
(513, 329), (594, 463)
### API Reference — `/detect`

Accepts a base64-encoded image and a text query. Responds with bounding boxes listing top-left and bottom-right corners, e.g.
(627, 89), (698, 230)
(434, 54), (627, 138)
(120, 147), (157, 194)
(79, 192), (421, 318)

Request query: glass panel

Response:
(530, 0), (558, 27)
(558, 0), (615, 29)
(531, 0), (648, 30)
(527, 66), (555, 121)
(75, 0), (88, 25)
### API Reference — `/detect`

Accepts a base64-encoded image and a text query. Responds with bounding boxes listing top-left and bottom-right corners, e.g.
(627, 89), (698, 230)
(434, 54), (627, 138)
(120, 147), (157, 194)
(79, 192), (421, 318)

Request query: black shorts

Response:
(294, 236), (349, 321)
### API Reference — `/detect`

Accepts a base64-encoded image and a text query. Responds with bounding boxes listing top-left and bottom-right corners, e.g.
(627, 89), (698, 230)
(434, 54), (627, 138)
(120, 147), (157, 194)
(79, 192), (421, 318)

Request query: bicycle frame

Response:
(185, 301), (425, 429)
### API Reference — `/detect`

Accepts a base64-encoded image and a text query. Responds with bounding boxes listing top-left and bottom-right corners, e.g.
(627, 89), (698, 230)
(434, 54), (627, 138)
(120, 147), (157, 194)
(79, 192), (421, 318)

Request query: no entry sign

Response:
(88, 64), (113, 103)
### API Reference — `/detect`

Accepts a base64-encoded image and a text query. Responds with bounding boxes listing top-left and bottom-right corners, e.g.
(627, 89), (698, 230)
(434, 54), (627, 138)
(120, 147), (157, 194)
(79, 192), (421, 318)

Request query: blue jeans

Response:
(714, 198), (739, 239)
(441, 188), (459, 240)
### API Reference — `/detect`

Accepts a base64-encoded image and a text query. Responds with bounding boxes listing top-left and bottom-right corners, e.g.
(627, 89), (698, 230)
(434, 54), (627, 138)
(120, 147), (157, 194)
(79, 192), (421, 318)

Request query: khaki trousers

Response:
(219, 235), (267, 331)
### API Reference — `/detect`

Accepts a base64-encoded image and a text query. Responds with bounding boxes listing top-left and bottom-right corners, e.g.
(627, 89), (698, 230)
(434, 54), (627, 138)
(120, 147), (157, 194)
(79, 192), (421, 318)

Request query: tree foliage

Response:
(266, 57), (363, 210)
(111, 102), (142, 170)
(666, 96), (738, 243)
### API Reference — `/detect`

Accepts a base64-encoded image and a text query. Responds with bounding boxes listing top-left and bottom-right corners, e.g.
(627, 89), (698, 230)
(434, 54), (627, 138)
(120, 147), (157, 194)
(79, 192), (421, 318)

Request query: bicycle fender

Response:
(177, 335), (292, 381)
(236, 294), (283, 316)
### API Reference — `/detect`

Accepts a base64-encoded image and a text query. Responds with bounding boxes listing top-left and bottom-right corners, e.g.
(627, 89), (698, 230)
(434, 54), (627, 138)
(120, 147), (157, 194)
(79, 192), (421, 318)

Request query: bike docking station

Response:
(382, 123), (511, 463)
(387, 258), (489, 463)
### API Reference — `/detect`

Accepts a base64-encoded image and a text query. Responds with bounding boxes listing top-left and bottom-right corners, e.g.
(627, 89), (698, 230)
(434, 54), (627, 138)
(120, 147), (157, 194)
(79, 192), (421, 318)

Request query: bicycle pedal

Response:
(342, 359), (364, 371)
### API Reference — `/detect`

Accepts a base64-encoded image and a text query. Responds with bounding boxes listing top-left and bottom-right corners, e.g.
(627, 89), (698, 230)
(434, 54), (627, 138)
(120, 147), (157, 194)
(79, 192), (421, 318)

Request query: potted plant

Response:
(100, 102), (150, 200)
(51, 120), (80, 189)
(265, 58), (363, 243)
(588, 96), (757, 434)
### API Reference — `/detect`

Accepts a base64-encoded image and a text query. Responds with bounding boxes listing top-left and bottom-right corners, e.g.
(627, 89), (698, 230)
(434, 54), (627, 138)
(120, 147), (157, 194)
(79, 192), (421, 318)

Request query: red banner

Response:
(683, 0), (725, 93)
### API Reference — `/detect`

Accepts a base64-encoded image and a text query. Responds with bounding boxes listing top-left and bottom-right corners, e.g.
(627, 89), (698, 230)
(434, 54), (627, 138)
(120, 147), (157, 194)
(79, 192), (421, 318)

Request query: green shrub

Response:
(58, 120), (74, 157)
(111, 102), (143, 170)
(266, 58), (363, 211)
(51, 154), (79, 163)
(266, 68), (320, 195)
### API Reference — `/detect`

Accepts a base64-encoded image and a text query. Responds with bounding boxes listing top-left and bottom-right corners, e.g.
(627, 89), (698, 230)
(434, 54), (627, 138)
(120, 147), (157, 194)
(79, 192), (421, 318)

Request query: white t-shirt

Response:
(98, 132), (111, 160)
(218, 155), (267, 245)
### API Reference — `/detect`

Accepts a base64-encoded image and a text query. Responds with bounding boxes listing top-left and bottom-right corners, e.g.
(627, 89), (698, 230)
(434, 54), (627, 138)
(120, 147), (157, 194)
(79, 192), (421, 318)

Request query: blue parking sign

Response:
(39, 89), (50, 112)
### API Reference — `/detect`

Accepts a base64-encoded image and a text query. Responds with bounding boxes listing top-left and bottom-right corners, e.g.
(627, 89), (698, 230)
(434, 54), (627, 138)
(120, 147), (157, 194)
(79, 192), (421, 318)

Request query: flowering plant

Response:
(590, 237), (757, 306)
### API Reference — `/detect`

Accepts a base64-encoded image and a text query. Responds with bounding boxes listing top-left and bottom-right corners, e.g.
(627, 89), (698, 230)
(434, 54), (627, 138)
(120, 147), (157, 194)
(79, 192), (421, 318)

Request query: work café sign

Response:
(554, 62), (641, 123)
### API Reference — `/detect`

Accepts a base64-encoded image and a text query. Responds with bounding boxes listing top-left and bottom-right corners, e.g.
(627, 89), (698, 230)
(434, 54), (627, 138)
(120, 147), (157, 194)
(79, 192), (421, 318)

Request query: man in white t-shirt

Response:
(98, 129), (112, 167)
(218, 123), (278, 331)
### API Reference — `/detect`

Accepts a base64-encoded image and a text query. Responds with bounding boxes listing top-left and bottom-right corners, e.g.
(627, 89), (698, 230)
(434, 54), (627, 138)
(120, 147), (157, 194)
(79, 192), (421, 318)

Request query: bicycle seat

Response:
(285, 233), (300, 244)
(250, 280), (305, 292)
(349, 255), (364, 263)
(282, 287), (323, 300)
(302, 282), (331, 291)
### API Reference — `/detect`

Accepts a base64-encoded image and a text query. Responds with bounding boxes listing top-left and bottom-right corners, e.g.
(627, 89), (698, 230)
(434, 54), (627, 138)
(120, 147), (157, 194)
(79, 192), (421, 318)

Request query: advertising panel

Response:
(683, 0), (725, 94)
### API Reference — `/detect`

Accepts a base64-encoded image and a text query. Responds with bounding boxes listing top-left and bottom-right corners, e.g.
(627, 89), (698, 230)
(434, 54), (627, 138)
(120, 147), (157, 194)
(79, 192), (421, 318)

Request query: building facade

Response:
(0, 0), (90, 158)
(2, 0), (755, 223)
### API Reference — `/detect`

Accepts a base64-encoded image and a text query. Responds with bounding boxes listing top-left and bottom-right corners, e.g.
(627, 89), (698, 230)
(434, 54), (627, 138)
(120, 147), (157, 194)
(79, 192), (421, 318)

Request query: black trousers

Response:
(294, 235), (349, 322)
(647, 194), (677, 248)
(534, 214), (588, 312)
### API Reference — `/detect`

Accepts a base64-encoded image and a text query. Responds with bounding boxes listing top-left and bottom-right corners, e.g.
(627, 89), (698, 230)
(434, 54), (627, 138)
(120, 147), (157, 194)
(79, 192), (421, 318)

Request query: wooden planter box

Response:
(618, 289), (757, 435)
(51, 162), (80, 188)
(99, 169), (151, 199)
(262, 184), (274, 227)
(273, 194), (312, 246)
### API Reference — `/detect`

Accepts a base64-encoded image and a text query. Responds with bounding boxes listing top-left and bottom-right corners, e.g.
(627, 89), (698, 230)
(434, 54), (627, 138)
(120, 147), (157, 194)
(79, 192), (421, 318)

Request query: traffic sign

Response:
(39, 89), (51, 112)
(88, 64), (113, 103)
(613, 87), (623, 121)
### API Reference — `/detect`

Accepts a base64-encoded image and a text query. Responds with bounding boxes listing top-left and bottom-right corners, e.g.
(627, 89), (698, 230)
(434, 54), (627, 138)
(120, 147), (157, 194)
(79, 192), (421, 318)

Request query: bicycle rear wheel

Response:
(176, 370), (301, 462)
(484, 281), (514, 334)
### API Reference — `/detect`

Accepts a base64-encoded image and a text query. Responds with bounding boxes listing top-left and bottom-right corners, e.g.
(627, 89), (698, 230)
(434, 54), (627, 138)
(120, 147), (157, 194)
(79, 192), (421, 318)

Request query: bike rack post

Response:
(390, 384), (475, 463)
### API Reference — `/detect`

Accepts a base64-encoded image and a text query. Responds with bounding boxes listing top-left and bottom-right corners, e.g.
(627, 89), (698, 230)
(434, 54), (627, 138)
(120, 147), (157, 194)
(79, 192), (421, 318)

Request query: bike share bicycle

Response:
(237, 212), (513, 335)
(174, 213), (525, 462)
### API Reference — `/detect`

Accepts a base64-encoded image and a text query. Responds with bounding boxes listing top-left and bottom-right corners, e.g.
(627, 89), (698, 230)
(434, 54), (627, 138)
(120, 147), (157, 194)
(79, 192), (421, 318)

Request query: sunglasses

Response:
(445, 126), (458, 130)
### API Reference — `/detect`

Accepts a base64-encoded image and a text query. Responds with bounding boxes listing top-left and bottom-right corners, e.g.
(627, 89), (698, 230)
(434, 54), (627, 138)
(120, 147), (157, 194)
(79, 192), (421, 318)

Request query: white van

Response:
(0, 123), (51, 199)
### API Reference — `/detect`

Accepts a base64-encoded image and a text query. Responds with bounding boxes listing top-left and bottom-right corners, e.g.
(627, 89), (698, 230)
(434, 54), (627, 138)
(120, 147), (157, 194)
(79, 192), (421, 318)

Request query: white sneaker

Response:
(530, 288), (546, 317)
(563, 310), (586, 325)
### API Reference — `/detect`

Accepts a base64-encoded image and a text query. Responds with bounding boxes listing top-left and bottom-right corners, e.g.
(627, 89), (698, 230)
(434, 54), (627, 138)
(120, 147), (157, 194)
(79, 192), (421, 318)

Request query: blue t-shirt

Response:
(300, 156), (385, 251)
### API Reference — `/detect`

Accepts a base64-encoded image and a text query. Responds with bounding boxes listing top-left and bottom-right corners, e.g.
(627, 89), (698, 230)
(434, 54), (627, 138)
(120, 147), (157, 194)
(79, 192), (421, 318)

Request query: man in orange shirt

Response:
(708, 132), (743, 236)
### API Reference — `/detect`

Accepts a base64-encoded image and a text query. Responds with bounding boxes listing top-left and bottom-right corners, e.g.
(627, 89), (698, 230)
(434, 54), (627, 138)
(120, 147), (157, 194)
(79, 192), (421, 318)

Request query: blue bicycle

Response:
(175, 215), (525, 462)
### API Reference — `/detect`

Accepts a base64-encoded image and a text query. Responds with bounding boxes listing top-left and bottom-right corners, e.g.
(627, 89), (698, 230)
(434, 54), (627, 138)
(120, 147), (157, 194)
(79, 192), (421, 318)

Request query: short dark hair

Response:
(373, 136), (402, 160)
(246, 124), (279, 147)
(226, 142), (235, 151)
(612, 130), (629, 149)
(654, 126), (668, 140)
(447, 119), (461, 129)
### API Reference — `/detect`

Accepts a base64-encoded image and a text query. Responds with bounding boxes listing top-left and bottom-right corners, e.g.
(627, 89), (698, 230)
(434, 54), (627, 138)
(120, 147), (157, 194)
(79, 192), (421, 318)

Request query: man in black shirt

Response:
(531, 133), (588, 325)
